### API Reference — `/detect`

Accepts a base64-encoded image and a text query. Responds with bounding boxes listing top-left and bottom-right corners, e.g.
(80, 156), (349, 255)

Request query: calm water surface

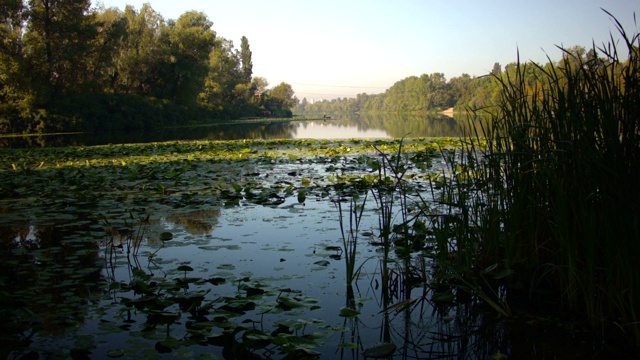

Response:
(0, 113), (465, 148)
(1, 114), (619, 359)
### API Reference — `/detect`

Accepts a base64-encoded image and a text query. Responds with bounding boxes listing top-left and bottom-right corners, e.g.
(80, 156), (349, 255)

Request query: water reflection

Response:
(0, 223), (102, 358)
(0, 113), (475, 148)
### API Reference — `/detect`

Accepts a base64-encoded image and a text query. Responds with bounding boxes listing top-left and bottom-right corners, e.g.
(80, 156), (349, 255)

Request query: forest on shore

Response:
(0, 1), (630, 135)
(296, 46), (603, 115)
(0, 1), (297, 134)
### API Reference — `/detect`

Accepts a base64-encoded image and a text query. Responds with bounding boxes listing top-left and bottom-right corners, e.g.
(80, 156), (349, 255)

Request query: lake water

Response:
(0, 113), (466, 148)
(0, 115), (621, 359)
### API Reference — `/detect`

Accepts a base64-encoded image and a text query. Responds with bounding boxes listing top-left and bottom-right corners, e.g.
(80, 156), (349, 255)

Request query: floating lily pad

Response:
(362, 342), (397, 358)
(159, 232), (173, 241)
(277, 296), (304, 309)
(106, 349), (125, 358)
(339, 307), (360, 317)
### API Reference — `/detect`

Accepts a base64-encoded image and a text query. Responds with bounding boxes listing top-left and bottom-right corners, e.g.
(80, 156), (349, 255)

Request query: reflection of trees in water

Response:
(1, 122), (299, 148)
(0, 115), (486, 148)
(199, 122), (296, 140)
(0, 223), (101, 357)
(350, 113), (465, 138)
(166, 209), (221, 236)
(304, 113), (471, 138)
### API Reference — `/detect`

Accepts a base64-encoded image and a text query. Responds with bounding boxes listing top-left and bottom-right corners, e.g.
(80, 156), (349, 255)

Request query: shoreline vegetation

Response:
(0, 4), (631, 137)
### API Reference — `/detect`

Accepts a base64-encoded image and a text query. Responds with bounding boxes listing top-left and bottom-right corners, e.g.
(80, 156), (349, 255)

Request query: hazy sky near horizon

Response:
(96, 0), (639, 100)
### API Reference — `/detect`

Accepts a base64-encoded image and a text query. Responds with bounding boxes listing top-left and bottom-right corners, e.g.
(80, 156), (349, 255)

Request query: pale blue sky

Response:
(96, 0), (639, 100)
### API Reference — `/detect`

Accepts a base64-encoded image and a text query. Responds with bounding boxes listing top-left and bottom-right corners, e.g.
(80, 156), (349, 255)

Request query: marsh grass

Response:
(437, 14), (640, 346)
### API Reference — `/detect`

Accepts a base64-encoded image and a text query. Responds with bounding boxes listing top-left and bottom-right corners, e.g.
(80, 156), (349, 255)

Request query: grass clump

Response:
(435, 13), (640, 347)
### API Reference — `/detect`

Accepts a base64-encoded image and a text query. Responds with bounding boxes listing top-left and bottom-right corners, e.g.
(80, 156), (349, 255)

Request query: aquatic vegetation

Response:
(2, 107), (637, 358)
(433, 18), (640, 349)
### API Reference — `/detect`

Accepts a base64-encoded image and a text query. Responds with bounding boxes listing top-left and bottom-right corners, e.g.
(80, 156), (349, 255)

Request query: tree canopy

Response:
(0, 1), (297, 134)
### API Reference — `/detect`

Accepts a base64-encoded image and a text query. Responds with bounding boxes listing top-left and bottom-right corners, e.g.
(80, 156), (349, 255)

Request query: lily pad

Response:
(362, 342), (397, 358)
(177, 265), (194, 272)
(159, 232), (173, 241)
(106, 349), (125, 358)
(277, 296), (304, 309)
(338, 307), (360, 318)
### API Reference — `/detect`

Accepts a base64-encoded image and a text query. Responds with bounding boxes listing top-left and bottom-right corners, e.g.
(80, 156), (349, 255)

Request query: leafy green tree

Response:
(23, 0), (97, 102)
(110, 4), (167, 96)
(86, 6), (128, 92)
(0, 0), (28, 131)
(199, 38), (241, 112)
(267, 82), (296, 116)
(164, 11), (216, 105)
(239, 35), (252, 84)
(251, 76), (268, 95)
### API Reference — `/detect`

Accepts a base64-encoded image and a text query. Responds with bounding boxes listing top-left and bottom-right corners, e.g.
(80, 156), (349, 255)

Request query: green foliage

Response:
(265, 82), (297, 117)
(239, 35), (253, 84)
(434, 17), (640, 346)
(0, 2), (262, 134)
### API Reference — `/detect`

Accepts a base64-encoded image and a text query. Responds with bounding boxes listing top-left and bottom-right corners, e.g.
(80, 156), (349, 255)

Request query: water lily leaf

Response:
(159, 232), (173, 241)
(177, 265), (194, 272)
(278, 296), (304, 309)
(106, 350), (125, 358)
(155, 341), (172, 354)
(362, 342), (396, 358)
(297, 190), (306, 203)
(313, 260), (330, 267)
(206, 277), (226, 285)
(338, 307), (360, 317)
(245, 286), (266, 297)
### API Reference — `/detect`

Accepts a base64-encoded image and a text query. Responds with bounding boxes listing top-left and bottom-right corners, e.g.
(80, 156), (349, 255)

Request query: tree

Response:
(251, 76), (268, 95)
(86, 6), (128, 92)
(239, 35), (252, 84)
(23, 0), (98, 102)
(491, 62), (502, 76)
(199, 38), (241, 111)
(267, 82), (296, 116)
(0, 0), (28, 132)
(165, 11), (216, 105)
(111, 4), (167, 96)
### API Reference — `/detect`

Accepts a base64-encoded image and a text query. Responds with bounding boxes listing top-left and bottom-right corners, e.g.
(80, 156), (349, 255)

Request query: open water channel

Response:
(0, 113), (462, 148)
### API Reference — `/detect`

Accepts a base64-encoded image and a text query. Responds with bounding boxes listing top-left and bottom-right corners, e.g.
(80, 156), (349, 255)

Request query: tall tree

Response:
(86, 6), (128, 92)
(113, 4), (166, 96)
(239, 35), (252, 84)
(268, 82), (296, 115)
(23, 0), (97, 102)
(165, 11), (216, 105)
(199, 38), (242, 111)
(0, 0), (28, 132)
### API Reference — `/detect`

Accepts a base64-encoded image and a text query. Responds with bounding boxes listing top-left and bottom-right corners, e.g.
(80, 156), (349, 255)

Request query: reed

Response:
(438, 14), (640, 345)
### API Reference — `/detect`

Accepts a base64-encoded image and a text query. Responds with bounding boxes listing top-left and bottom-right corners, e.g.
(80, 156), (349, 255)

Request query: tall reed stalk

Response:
(439, 13), (640, 345)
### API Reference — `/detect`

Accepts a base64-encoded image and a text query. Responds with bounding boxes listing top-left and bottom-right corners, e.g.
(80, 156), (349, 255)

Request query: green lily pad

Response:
(277, 296), (304, 309)
(106, 349), (125, 358)
(159, 232), (173, 241)
(362, 342), (396, 358)
(338, 307), (360, 317)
